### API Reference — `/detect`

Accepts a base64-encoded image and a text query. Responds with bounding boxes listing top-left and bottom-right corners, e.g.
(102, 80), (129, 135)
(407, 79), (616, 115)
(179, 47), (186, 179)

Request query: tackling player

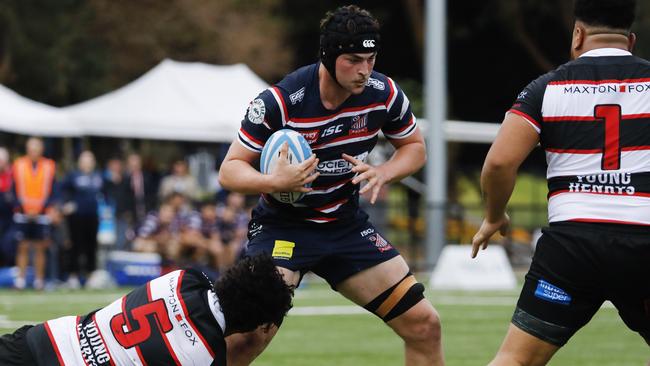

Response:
(0, 254), (293, 365)
(472, 0), (650, 364)
(220, 5), (443, 366)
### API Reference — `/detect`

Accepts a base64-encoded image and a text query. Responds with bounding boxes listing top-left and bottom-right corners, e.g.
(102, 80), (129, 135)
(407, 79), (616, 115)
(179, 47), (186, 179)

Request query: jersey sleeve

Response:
(382, 78), (418, 140)
(507, 73), (553, 134)
(237, 88), (284, 153)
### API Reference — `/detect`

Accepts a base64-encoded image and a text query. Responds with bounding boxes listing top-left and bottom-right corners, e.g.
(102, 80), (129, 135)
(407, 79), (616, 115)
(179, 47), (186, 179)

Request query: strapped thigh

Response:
(364, 273), (425, 322)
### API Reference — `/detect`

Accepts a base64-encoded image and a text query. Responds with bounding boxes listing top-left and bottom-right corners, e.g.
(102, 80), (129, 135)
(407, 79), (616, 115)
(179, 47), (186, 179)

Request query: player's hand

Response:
(270, 142), (319, 193)
(343, 153), (387, 204)
(471, 213), (510, 258)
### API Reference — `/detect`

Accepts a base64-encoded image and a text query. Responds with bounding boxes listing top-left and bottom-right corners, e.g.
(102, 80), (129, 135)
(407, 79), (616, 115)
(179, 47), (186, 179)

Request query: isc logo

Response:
(321, 124), (344, 138)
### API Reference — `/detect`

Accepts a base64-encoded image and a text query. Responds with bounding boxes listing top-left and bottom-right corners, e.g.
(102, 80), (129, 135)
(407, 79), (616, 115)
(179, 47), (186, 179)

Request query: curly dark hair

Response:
(214, 254), (293, 333)
(319, 5), (379, 34)
(575, 0), (636, 31)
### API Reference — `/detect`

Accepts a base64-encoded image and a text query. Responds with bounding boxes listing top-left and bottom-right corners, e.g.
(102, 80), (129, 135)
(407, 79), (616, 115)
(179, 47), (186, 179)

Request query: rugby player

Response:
(220, 5), (443, 366)
(0, 254), (293, 365)
(472, 0), (650, 364)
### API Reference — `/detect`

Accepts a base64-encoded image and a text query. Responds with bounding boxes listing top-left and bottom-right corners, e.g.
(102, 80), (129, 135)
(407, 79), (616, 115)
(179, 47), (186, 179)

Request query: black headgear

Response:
(319, 6), (380, 84)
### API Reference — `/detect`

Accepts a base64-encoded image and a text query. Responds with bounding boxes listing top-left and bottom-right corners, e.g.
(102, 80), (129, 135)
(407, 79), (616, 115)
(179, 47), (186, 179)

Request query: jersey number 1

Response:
(110, 299), (173, 348)
(594, 104), (622, 171)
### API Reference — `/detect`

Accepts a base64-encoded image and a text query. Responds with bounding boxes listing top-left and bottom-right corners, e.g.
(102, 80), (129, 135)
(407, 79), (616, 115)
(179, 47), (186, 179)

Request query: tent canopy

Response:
(0, 59), (500, 144)
(0, 84), (81, 137)
(65, 59), (269, 142)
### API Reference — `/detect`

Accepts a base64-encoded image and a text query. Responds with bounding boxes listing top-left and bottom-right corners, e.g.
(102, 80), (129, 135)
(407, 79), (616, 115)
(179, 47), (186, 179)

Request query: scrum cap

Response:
(319, 5), (380, 84)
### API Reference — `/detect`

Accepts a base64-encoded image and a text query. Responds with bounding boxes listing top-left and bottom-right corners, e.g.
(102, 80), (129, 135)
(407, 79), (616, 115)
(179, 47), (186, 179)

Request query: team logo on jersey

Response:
(366, 78), (385, 91)
(517, 90), (528, 100)
(272, 240), (295, 259)
(289, 87), (305, 105)
(368, 233), (392, 252)
(247, 98), (266, 124)
(350, 114), (368, 135)
(300, 129), (320, 144)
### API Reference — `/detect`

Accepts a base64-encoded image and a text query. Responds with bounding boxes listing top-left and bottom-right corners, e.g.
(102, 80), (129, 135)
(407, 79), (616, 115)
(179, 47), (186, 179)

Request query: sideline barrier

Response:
(430, 245), (517, 290)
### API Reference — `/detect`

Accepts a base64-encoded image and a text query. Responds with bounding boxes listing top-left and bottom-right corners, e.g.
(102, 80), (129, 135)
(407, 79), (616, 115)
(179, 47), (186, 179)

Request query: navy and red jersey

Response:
(509, 48), (650, 225)
(25, 269), (227, 365)
(238, 62), (418, 225)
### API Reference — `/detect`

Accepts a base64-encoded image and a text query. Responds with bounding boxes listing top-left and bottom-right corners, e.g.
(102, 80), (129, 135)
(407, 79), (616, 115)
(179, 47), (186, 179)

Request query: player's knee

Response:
(396, 305), (442, 344)
(488, 353), (527, 366)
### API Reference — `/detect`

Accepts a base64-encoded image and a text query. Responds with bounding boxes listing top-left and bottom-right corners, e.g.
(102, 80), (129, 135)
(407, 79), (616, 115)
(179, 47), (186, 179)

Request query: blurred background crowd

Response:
(0, 136), (250, 290)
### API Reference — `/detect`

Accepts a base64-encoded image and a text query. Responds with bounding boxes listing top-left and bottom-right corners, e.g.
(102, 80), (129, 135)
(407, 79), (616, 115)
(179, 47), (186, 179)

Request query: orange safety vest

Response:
(13, 156), (56, 215)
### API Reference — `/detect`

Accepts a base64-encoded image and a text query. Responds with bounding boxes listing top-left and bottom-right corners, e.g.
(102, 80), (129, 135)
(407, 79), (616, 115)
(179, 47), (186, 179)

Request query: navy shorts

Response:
(13, 214), (51, 242)
(245, 219), (400, 289)
(513, 222), (650, 346)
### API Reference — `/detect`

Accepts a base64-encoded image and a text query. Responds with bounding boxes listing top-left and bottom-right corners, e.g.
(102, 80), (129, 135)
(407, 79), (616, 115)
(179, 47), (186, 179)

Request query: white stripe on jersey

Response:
(94, 297), (144, 365)
(316, 202), (345, 214)
(286, 104), (387, 129)
(384, 117), (417, 139)
(305, 182), (349, 196)
(545, 149), (650, 178)
(269, 87), (287, 126)
(45, 316), (89, 366)
(312, 129), (381, 151)
(548, 193), (650, 225)
(238, 129), (264, 151)
(386, 77), (399, 111)
(148, 271), (214, 365)
(542, 82), (650, 119)
(397, 93), (411, 121)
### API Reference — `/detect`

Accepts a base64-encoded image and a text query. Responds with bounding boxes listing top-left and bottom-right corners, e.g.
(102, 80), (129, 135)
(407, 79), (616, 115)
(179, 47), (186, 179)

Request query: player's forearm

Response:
(219, 159), (275, 194)
(380, 141), (426, 184)
(480, 159), (517, 222)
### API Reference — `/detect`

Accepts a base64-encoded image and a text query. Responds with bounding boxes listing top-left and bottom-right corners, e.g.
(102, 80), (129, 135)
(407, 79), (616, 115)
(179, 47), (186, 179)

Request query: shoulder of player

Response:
(363, 71), (402, 106)
(271, 63), (318, 109)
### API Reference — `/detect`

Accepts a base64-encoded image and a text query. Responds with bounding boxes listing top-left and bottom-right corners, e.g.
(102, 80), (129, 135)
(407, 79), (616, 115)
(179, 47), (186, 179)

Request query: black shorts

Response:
(513, 222), (650, 346)
(0, 326), (37, 366)
(245, 218), (400, 289)
(13, 214), (51, 242)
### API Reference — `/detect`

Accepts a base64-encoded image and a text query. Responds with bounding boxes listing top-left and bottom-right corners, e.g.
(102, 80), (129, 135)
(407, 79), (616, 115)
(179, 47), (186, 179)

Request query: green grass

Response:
(1, 283), (647, 365)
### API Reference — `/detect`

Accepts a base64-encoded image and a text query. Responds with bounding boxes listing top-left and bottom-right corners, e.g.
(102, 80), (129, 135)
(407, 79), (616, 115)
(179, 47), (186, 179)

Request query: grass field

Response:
(1, 279), (648, 365)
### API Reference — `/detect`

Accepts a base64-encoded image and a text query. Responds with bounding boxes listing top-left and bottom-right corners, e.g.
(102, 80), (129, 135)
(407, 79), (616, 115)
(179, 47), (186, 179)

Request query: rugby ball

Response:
(260, 129), (313, 204)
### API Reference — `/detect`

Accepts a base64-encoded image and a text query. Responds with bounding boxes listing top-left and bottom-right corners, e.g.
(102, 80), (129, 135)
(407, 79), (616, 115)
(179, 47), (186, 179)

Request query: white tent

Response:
(65, 59), (269, 142)
(0, 84), (82, 137)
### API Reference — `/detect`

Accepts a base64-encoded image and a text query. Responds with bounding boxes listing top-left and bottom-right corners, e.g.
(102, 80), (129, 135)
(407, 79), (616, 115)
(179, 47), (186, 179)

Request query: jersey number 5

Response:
(110, 299), (173, 348)
(595, 104), (622, 171)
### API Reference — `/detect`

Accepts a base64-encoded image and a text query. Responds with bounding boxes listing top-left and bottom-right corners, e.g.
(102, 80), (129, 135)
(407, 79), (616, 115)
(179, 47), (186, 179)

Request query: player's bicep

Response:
(224, 140), (261, 166)
(485, 113), (540, 171)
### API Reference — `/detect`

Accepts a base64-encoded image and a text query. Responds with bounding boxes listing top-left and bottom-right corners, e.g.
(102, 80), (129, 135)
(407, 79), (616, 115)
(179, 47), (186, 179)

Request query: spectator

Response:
(216, 192), (248, 269)
(0, 147), (13, 266)
(198, 201), (224, 271)
(125, 153), (156, 224)
(12, 137), (57, 290)
(158, 159), (200, 201)
(61, 151), (103, 289)
(132, 192), (203, 269)
(103, 157), (132, 250)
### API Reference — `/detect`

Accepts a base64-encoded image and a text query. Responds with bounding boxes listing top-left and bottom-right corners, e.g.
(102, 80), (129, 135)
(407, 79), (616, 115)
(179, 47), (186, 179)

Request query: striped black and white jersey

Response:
(238, 62), (417, 225)
(25, 269), (227, 366)
(509, 48), (650, 225)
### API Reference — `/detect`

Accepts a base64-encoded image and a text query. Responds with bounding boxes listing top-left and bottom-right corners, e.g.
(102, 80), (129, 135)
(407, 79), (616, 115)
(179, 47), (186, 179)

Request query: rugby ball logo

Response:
(260, 129), (313, 204)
